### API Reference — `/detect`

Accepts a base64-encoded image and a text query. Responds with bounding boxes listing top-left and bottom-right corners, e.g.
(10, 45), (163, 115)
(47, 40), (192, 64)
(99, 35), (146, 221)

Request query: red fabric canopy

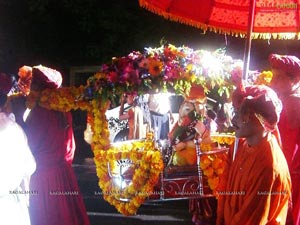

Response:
(139, 0), (300, 39)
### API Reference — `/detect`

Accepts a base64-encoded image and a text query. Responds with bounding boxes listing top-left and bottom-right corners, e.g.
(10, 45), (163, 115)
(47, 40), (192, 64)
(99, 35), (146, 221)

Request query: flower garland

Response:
(24, 86), (91, 111)
(93, 139), (164, 215)
(88, 99), (111, 151)
(210, 133), (235, 146)
(199, 133), (235, 192)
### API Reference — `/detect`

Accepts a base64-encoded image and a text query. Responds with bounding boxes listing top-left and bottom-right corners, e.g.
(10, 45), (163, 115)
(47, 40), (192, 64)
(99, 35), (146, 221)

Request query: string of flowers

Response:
(199, 133), (235, 192)
(93, 139), (164, 215)
(89, 99), (111, 151)
(24, 86), (91, 111)
(210, 133), (235, 146)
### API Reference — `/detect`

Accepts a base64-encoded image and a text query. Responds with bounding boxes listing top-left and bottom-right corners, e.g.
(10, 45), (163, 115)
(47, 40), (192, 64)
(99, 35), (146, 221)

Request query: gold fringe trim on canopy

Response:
(138, 0), (300, 40)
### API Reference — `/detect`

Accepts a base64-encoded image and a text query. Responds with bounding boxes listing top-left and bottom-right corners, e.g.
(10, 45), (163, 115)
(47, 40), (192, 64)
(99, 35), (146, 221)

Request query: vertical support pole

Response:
(194, 138), (204, 196)
(242, 0), (257, 82)
(158, 140), (165, 200)
(159, 167), (165, 200)
(237, 0), (256, 161)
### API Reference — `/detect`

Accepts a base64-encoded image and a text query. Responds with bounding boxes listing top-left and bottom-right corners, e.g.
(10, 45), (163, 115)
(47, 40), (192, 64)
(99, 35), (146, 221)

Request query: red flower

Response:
(108, 71), (119, 83)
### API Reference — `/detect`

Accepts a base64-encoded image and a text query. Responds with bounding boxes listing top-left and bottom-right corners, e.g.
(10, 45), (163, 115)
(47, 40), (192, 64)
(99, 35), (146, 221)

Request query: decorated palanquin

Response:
(7, 44), (273, 216)
(95, 133), (234, 215)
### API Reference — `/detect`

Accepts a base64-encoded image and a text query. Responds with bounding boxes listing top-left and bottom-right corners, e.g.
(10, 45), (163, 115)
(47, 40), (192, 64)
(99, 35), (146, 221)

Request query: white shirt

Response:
(0, 112), (36, 225)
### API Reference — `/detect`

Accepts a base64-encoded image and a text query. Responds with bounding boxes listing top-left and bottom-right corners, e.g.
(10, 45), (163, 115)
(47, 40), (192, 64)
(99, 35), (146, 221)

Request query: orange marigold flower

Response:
(203, 166), (214, 178)
(208, 176), (219, 190)
(148, 59), (163, 76)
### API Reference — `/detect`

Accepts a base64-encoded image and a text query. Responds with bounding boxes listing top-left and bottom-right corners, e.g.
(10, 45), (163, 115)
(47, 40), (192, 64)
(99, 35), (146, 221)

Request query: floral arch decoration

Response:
(8, 44), (272, 216)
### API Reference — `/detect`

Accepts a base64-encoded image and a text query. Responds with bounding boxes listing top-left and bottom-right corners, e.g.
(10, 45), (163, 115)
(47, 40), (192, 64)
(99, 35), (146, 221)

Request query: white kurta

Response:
(0, 112), (36, 225)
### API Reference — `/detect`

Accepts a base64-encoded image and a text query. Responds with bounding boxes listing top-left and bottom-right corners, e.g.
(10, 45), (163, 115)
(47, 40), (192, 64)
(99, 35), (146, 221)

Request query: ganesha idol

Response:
(168, 84), (217, 167)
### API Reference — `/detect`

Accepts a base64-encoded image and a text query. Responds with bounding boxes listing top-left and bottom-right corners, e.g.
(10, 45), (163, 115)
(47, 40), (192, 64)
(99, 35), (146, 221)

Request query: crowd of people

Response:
(0, 53), (299, 225)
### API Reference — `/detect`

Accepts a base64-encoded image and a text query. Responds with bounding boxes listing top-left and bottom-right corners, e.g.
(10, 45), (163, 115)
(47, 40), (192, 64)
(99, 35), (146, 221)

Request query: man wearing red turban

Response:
(269, 54), (300, 225)
(217, 85), (291, 225)
(18, 65), (90, 225)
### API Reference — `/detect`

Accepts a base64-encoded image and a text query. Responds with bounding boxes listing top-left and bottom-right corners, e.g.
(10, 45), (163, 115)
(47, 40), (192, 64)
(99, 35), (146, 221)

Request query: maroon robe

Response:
(278, 94), (300, 225)
(25, 106), (90, 225)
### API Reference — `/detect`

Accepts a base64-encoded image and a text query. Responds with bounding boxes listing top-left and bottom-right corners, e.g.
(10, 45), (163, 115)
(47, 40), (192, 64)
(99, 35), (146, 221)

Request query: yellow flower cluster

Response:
(25, 86), (91, 111)
(254, 70), (273, 86)
(88, 100), (111, 151)
(199, 134), (235, 193)
(210, 134), (235, 146)
(93, 139), (164, 216)
(200, 153), (227, 194)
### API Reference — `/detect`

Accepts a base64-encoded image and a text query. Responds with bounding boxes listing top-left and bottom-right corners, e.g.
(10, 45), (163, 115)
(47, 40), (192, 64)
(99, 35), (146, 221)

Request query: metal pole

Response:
(242, 0), (256, 81)
(234, 0), (256, 161)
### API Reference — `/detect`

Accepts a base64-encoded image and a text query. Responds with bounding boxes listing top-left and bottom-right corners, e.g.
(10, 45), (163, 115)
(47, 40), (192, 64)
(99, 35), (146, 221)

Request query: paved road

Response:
(74, 158), (219, 225)
(86, 198), (195, 225)
(73, 159), (200, 225)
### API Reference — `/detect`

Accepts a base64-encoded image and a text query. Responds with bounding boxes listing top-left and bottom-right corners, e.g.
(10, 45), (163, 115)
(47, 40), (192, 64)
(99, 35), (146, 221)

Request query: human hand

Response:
(194, 121), (206, 135)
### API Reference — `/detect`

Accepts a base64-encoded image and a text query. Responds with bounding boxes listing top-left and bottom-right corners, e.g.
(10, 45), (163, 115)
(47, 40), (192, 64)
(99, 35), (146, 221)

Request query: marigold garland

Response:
(93, 139), (164, 215)
(88, 99), (111, 151)
(210, 133), (235, 146)
(199, 133), (235, 192)
(25, 86), (91, 111)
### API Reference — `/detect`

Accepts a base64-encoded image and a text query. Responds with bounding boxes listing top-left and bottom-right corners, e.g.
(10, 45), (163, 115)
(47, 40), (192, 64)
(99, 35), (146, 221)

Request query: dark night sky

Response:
(1, 0), (300, 83)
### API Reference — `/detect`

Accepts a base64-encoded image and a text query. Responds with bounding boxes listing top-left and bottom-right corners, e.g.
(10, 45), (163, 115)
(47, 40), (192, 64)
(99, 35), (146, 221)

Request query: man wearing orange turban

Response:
(269, 54), (300, 225)
(217, 85), (291, 225)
